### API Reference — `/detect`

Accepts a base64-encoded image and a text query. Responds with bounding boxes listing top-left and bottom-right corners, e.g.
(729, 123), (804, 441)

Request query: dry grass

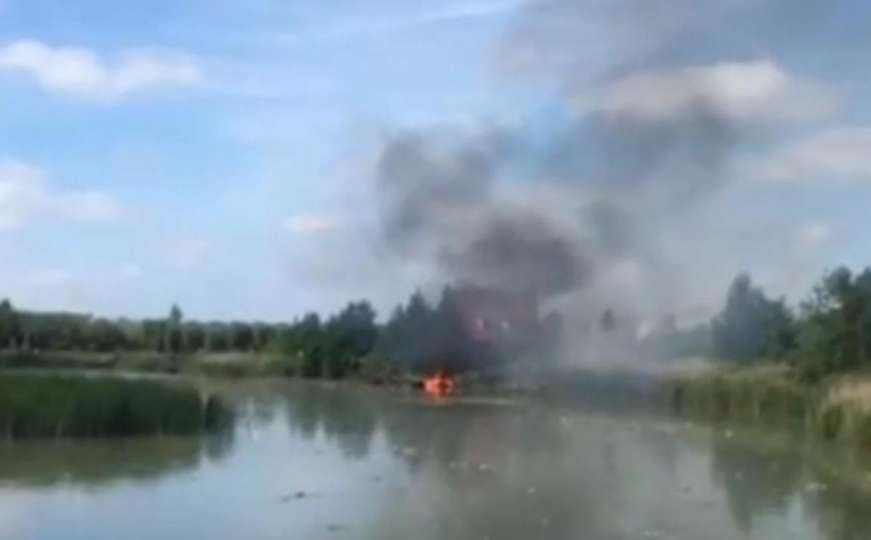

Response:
(825, 377), (871, 413)
(671, 366), (871, 448)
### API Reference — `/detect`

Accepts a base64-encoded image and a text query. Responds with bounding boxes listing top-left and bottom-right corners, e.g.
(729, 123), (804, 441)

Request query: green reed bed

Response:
(671, 367), (871, 449)
(0, 374), (231, 439)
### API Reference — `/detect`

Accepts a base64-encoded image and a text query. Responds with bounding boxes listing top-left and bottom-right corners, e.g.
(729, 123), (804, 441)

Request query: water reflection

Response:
(0, 380), (870, 540)
(806, 482), (871, 540)
(259, 383), (871, 540)
(282, 383), (379, 459)
(0, 434), (229, 489)
(709, 435), (805, 535)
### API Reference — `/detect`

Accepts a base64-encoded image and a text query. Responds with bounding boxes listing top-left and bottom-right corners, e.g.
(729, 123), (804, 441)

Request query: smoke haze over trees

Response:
(362, 0), (867, 337)
(4, 262), (871, 380)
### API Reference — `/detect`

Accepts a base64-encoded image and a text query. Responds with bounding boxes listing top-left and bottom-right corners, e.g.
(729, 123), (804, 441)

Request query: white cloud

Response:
(0, 159), (122, 229)
(795, 222), (833, 253)
(28, 268), (75, 287)
(166, 238), (211, 271)
(0, 40), (202, 101)
(283, 213), (338, 235)
(596, 60), (838, 123)
(119, 263), (145, 281)
(56, 191), (123, 221)
(763, 126), (871, 183)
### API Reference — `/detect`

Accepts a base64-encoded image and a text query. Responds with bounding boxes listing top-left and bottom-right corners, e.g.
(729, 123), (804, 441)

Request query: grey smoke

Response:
(439, 212), (592, 298)
(376, 127), (591, 300)
(500, 0), (870, 85)
(373, 0), (850, 327)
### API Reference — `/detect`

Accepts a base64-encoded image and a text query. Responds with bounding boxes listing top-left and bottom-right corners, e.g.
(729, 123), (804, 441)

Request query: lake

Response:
(1, 379), (870, 540)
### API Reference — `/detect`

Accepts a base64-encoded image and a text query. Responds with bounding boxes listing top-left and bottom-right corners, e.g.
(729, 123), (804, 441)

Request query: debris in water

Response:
(805, 482), (828, 493)
(326, 524), (348, 533)
(399, 446), (419, 458)
(724, 430), (734, 439)
(281, 491), (308, 502)
(527, 486), (537, 496)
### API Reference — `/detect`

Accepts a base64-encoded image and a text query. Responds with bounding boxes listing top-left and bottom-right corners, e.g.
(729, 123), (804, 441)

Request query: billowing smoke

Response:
(377, 128), (594, 301)
(373, 0), (851, 362)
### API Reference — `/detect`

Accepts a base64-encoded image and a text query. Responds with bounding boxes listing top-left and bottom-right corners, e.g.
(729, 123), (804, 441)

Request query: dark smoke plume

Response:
(373, 0), (851, 335)
(439, 212), (592, 298)
(376, 127), (594, 301)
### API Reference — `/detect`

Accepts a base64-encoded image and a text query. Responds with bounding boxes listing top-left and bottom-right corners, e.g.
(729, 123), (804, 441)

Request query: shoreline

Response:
(5, 351), (871, 451)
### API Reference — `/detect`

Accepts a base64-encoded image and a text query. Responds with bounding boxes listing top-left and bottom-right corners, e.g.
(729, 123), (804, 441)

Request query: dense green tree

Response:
(0, 297), (380, 378)
(229, 322), (255, 351)
(0, 299), (18, 349)
(204, 323), (229, 352)
(83, 319), (124, 351)
(800, 267), (871, 373)
(184, 322), (206, 352)
(712, 274), (796, 362)
(321, 301), (378, 378)
(165, 304), (184, 354)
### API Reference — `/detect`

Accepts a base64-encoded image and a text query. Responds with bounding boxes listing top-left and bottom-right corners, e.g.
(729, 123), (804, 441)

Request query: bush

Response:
(0, 374), (231, 439)
(819, 405), (845, 440)
(855, 412), (871, 449)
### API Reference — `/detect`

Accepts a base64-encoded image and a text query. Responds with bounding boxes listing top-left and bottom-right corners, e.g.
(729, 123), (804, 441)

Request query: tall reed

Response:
(0, 374), (231, 439)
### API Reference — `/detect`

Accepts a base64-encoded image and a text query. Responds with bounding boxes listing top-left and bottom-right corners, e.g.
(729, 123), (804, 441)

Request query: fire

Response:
(422, 372), (456, 397)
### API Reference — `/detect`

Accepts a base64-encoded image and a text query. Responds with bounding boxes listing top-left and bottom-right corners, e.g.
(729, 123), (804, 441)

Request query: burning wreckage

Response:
(411, 286), (562, 396)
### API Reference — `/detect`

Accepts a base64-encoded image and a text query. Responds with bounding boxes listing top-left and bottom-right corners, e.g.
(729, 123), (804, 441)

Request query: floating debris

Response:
(805, 482), (828, 493)
(281, 490), (308, 502)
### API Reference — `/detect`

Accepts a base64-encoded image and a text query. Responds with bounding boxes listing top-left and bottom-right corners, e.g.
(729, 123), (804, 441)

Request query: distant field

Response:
(0, 350), (289, 376)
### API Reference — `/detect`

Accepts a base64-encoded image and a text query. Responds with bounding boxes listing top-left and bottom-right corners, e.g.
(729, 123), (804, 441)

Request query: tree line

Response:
(0, 285), (557, 379)
(4, 264), (871, 380)
(0, 299), (378, 379)
(650, 266), (871, 379)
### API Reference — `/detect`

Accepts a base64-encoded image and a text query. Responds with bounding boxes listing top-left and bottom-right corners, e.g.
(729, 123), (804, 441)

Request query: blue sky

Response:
(1, 0), (870, 323)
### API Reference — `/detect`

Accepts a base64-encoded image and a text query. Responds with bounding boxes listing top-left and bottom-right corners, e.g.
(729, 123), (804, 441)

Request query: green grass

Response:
(0, 374), (231, 439)
(0, 350), (118, 370)
(671, 366), (871, 449)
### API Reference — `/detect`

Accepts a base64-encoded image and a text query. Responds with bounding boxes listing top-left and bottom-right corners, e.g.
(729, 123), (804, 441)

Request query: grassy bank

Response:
(0, 350), (287, 376)
(0, 349), (397, 385)
(0, 373), (232, 439)
(671, 366), (871, 449)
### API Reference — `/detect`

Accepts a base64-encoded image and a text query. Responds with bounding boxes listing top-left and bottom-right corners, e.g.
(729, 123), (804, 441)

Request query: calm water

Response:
(1, 379), (870, 540)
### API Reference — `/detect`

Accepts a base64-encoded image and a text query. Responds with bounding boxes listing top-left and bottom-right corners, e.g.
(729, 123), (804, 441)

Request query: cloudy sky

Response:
(0, 0), (869, 323)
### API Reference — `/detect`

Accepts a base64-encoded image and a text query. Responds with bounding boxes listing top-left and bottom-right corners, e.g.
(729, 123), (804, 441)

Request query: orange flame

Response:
(422, 372), (455, 397)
